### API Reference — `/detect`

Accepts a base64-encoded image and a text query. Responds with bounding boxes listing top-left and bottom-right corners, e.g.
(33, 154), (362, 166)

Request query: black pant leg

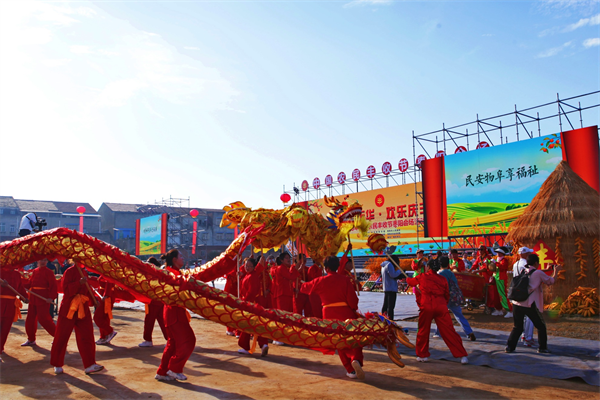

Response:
(506, 304), (526, 350)
(525, 302), (547, 349)
(382, 293), (389, 315)
(388, 292), (397, 320)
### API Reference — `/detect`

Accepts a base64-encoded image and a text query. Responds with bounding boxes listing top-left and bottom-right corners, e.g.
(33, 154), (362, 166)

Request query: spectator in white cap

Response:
(512, 246), (535, 346)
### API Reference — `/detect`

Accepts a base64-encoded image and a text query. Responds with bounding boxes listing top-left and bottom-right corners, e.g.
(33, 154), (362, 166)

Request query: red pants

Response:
(143, 303), (167, 342)
(275, 295), (294, 313)
(309, 294), (322, 318)
(51, 310), (96, 368)
(486, 283), (502, 311)
(238, 332), (268, 351)
(93, 298), (114, 338)
(338, 348), (363, 373)
(157, 320), (196, 375)
(416, 297), (467, 358)
(25, 302), (56, 342)
(293, 293), (313, 317)
(1, 316), (14, 354)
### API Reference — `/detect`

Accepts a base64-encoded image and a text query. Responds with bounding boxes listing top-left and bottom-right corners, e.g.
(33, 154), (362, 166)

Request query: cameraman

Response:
(19, 212), (39, 237)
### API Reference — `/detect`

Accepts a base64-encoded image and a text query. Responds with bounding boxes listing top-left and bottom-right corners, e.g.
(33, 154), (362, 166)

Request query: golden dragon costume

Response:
(0, 200), (413, 367)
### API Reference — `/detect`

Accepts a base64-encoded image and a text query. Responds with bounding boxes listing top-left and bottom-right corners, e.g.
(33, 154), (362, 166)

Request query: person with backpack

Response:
(505, 254), (561, 354)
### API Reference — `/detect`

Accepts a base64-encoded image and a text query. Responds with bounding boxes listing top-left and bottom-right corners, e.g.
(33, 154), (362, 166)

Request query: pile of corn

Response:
(558, 287), (599, 317)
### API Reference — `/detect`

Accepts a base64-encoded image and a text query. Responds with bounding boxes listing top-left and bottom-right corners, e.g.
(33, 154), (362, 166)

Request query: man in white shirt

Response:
(19, 213), (38, 237)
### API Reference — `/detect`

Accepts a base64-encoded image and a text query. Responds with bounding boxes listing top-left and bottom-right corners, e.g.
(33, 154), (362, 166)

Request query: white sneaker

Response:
(155, 374), (175, 381)
(138, 341), (153, 347)
(272, 341), (285, 346)
(504, 312), (513, 318)
(416, 357), (428, 362)
(167, 370), (187, 381)
(85, 364), (104, 374)
(238, 348), (250, 355)
(54, 367), (63, 374)
(346, 371), (357, 379)
(21, 340), (36, 347)
(351, 360), (365, 379)
(492, 310), (504, 316)
(432, 333), (440, 338)
(104, 331), (118, 344)
(461, 357), (469, 365)
(226, 331), (235, 336)
(261, 345), (269, 357)
(95, 338), (106, 345)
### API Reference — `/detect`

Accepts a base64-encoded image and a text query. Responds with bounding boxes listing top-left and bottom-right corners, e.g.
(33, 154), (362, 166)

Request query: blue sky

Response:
(0, 0), (598, 211)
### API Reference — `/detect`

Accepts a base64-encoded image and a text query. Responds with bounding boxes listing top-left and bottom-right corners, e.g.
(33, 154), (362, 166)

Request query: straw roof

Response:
(506, 161), (600, 243)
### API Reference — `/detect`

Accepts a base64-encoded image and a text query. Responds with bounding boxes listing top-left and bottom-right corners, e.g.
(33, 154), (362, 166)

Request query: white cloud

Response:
(344, 0), (393, 8)
(536, 41), (573, 58)
(70, 45), (93, 54)
(184, 46), (201, 51)
(547, 156), (562, 165)
(564, 13), (600, 31)
(583, 37), (600, 47)
(41, 58), (72, 67)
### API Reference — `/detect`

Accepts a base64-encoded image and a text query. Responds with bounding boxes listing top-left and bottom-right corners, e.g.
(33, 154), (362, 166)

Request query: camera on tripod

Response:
(35, 217), (47, 231)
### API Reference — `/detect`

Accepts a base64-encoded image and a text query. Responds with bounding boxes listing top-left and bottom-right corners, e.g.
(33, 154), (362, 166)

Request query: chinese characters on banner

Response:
(465, 164), (539, 187)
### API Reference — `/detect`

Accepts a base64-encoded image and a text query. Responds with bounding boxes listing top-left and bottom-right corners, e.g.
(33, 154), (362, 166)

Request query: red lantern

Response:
(190, 209), (199, 254)
(76, 206), (86, 233)
(280, 193), (291, 203)
(76, 206), (86, 214)
(189, 209), (199, 218)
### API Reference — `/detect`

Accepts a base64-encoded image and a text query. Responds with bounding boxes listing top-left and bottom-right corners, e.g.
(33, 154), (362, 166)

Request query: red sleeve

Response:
(281, 266), (300, 281)
(406, 274), (421, 287)
(300, 278), (319, 295)
(13, 271), (28, 299)
(339, 255), (348, 273)
(345, 279), (359, 310)
(46, 268), (58, 299)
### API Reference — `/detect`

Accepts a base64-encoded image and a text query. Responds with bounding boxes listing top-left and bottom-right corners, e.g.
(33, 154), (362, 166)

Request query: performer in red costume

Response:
(406, 259), (469, 365)
(493, 247), (513, 318)
(293, 254), (313, 317)
(50, 264), (104, 374)
(22, 258), (57, 347)
(155, 249), (196, 382)
(94, 277), (118, 345)
(139, 257), (167, 347)
(237, 257), (270, 357)
(306, 263), (323, 318)
(410, 249), (426, 305)
(300, 256), (365, 379)
(472, 246), (503, 316)
(338, 245), (358, 289)
(449, 249), (466, 272)
(224, 266), (245, 336)
(1, 268), (28, 360)
(271, 253), (299, 313)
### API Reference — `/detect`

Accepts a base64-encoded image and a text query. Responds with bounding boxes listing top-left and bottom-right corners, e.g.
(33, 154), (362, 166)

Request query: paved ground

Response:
(1, 305), (598, 400)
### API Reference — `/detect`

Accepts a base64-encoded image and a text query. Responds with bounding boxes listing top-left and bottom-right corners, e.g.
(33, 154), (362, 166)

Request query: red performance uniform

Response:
(93, 277), (116, 339)
(25, 265), (58, 343)
(306, 265), (323, 318)
(406, 270), (468, 359)
(238, 263), (270, 351)
(224, 269), (245, 334)
(143, 300), (167, 342)
(300, 271), (363, 374)
(471, 255), (492, 271)
(271, 264), (299, 313)
(293, 265), (313, 317)
(339, 255), (359, 291)
(157, 267), (196, 376)
(450, 258), (466, 272)
(410, 258), (426, 305)
(1, 270), (27, 354)
(473, 260), (502, 311)
(50, 266), (97, 369)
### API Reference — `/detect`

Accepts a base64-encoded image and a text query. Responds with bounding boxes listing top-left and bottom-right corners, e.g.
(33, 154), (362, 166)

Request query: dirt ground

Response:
(1, 309), (598, 400)
(405, 308), (600, 341)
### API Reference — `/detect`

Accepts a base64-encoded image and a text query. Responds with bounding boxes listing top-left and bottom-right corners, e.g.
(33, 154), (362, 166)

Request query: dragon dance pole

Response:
(385, 254), (410, 279)
(75, 264), (98, 306)
(0, 279), (27, 302)
(346, 236), (360, 296)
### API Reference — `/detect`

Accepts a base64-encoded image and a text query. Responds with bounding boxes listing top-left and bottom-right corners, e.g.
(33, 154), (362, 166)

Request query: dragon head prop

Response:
(323, 196), (364, 230)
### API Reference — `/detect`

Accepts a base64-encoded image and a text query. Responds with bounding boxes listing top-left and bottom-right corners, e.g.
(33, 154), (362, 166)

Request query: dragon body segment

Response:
(0, 228), (412, 367)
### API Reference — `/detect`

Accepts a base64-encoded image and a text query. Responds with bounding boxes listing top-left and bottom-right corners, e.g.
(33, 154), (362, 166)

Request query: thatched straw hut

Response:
(506, 161), (600, 302)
